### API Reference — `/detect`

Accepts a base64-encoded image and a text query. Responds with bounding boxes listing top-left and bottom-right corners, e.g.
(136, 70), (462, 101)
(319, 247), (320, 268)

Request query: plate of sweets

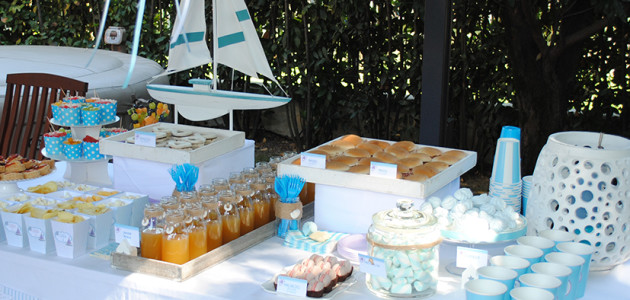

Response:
(420, 188), (527, 244)
(261, 254), (355, 298)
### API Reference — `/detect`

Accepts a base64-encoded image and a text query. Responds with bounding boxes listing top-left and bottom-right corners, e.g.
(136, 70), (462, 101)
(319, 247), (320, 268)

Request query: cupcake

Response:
(82, 135), (103, 160)
(81, 105), (102, 126)
(43, 130), (68, 156)
(63, 138), (83, 160)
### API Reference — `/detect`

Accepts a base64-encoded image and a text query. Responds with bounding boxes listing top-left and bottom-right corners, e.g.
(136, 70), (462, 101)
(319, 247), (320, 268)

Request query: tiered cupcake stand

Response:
(43, 117), (120, 186)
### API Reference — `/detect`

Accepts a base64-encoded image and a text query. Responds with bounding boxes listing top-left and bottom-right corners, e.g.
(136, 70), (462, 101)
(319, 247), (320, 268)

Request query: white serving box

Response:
(110, 140), (255, 200)
(78, 209), (114, 249)
(115, 192), (150, 228)
(97, 197), (133, 236)
(277, 138), (477, 234)
(23, 215), (55, 254)
(1, 210), (28, 247)
(99, 123), (254, 200)
(51, 218), (90, 258)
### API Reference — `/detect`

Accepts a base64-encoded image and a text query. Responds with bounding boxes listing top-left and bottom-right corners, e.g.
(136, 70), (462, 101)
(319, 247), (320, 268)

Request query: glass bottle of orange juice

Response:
(201, 195), (222, 251)
(185, 204), (207, 260)
(242, 167), (258, 183)
(250, 178), (271, 228)
(233, 183), (255, 235)
(162, 211), (189, 264)
(161, 197), (180, 213)
(262, 172), (280, 220)
(140, 204), (164, 260)
(218, 190), (240, 243)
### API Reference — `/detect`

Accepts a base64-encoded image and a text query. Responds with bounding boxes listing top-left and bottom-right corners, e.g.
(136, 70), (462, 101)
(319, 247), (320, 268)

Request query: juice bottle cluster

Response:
(140, 162), (281, 264)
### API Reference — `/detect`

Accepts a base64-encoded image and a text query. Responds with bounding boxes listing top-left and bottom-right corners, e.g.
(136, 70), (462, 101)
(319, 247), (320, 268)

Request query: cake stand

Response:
(49, 116), (120, 141)
(0, 170), (56, 197)
(41, 149), (111, 186)
(441, 215), (528, 276)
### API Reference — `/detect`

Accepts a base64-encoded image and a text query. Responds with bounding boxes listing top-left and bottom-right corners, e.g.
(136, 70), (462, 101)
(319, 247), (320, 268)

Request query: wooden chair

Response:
(1, 73), (88, 159)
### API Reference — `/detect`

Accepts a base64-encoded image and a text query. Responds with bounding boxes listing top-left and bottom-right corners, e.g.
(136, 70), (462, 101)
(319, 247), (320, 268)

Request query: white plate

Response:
(261, 266), (357, 299)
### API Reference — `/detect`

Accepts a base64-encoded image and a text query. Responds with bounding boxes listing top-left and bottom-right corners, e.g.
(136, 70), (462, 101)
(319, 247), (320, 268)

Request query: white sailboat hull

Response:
(146, 83), (291, 121)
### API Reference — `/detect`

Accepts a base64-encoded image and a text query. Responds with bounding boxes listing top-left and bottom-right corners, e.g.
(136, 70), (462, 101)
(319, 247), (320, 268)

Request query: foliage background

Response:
(1, 0), (628, 174)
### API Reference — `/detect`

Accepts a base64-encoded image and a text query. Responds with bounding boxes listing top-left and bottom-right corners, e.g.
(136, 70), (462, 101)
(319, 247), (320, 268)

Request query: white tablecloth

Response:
(2, 164), (629, 299)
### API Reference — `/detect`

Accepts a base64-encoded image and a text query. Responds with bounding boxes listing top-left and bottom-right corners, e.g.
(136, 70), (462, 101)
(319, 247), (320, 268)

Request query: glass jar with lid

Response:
(178, 190), (199, 207)
(366, 199), (442, 298)
(233, 183), (255, 235)
(218, 189), (240, 243)
(161, 211), (189, 264)
(201, 194), (223, 251)
(140, 204), (164, 260)
(250, 178), (271, 228)
(185, 203), (208, 260)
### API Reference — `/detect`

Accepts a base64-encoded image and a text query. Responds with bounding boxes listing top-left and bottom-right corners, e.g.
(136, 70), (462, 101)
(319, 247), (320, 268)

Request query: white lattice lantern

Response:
(526, 131), (630, 271)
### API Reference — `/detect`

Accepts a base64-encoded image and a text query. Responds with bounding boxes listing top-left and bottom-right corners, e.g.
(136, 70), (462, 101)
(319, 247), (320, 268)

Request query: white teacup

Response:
(504, 244), (544, 268)
(510, 287), (554, 300)
(466, 279), (508, 300)
(490, 255), (530, 277)
(517, 235), (555, 255)
(477, 266), (518, 300)
(545, 252), (585, 300)
(518, 273), (561, 299)
(538, 229), (575, 250)
(556, 242), (594, 298)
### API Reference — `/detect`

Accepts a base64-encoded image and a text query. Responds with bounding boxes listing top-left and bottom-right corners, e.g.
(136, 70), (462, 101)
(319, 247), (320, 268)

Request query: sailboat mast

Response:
(212, 0), (218, 91)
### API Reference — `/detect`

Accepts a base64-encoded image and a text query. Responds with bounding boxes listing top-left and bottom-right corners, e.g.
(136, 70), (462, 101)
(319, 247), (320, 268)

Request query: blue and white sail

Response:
(166, 0), (211, 74)
(147, 0), (290, 129)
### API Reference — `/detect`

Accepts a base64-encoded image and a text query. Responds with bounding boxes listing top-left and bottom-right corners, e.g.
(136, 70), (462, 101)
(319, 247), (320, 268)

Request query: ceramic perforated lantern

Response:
(526, 131), (630, 271)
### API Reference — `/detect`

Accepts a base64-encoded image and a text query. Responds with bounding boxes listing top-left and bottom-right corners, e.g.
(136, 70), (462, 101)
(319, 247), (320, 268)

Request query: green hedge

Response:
(2, 0), (628, 174)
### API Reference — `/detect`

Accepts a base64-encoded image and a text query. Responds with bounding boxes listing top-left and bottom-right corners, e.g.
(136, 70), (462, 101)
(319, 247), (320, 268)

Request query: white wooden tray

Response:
(99, 123), (245, 165)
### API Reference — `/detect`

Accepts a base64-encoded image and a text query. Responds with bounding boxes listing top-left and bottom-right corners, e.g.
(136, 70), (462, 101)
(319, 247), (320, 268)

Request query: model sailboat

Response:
(146, 0), (291, 129)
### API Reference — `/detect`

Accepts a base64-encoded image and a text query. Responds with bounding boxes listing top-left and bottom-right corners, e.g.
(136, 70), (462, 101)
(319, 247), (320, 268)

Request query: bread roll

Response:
(326, 161), (350, 171)
(357, 157), (382, 166)
(348, 164), (370, 174)
(442, 150), (467, 160)
(368, 139), (391, 150)
(384, 145), (409, 159)
(412, 165), (437, 178)
(373, 151), (398, 164)
(392, 141), (416, 152)
(424, 161), (449, 173)
(340, 134), (364, 145)
(331, 155), (360, 166)
(317, 145), (344, 156)
(356, 142), (382, 155)
(330, 139), (355, 150)
(416, 146), (442, 157)
(432, 154), (461, 165)
(344, 148), (371, 158)
(397, 157), (423, 169)
(405, 152), (432, 162)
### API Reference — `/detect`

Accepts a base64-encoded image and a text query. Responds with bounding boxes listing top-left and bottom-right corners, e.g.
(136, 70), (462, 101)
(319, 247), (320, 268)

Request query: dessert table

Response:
(1, 164), (628, 299)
